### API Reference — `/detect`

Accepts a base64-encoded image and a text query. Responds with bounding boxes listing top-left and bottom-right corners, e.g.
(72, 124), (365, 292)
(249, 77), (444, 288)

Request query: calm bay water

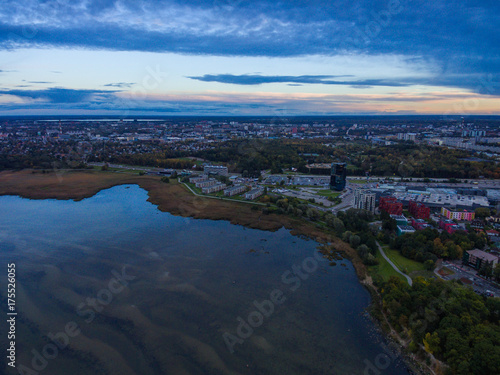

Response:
(0, 185), (411, 375)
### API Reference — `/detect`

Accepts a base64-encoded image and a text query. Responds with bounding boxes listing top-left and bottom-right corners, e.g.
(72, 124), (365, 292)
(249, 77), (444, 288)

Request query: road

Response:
(331, 186), (355, 213)
(280, 189), (334, 208)
(376, 242), (413, 286)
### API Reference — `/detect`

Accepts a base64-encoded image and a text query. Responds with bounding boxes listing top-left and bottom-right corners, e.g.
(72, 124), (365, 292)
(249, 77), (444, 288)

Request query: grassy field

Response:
(383, 246), (426, 275)
(316, 189), (341, 198)
(185, 182), (203, 194)
(348, 179), (369, 184)
(369, 247), (408, 284)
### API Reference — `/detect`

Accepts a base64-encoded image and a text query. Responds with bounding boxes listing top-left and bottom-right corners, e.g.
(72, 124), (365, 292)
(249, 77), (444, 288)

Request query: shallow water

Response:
(0, 185), (411, 375)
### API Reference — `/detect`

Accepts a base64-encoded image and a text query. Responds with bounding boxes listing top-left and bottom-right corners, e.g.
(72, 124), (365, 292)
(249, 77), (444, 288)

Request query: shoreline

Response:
(0, 169), (429, 374)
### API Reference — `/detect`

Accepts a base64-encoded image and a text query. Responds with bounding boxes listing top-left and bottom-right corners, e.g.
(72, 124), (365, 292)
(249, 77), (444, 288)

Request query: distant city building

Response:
(462, 130), (486, 137)
(408, 200), (430, 219)
(463, 249), (499, 269)
(354, 190), (376, 213)
(224, 185), (247, 197)
(397, 133), (416, 141)
(204, 164), (228, 176)
(330, 162), (346, 191)
(245, 188), (264, 200)
(441, 207), (475, 221)
(380, 196), (403, 215)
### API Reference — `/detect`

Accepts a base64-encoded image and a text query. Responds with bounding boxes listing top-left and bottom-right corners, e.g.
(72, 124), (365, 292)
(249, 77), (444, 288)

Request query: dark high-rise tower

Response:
(330, 162), (346, 191)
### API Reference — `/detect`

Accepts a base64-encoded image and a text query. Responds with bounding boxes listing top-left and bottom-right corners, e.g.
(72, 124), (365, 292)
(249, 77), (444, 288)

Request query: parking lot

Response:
(438, 260), (499, 297)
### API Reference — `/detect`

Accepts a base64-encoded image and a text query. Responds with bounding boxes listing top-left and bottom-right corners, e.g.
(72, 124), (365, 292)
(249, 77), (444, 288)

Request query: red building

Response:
(379, 196), (403, 215)
(408, 200), (430, 219)
(411, 218), (430, 230)
(438, 219), (460, 234)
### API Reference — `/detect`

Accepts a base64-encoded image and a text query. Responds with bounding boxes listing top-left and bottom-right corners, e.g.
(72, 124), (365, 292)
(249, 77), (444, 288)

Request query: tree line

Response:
(381, 276), (500, 374)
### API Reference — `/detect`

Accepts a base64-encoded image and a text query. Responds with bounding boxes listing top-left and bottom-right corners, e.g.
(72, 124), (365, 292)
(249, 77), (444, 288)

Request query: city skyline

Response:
(0, 0), (499, 116)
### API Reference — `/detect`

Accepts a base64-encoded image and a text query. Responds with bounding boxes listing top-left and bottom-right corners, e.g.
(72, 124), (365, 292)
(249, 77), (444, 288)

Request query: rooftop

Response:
(467, 249), (499, 262)
(398, 225), (416, 231)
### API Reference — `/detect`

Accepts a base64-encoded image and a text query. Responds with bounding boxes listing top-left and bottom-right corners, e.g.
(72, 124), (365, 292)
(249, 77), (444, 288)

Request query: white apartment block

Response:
(224, 185), (247, 197)
(202, 183), (226, 194)
(245, 188), (264, 200)
(196, 179), (217, 188)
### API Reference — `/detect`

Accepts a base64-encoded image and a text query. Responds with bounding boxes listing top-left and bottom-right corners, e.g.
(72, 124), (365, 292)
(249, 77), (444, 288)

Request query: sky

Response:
(0, 0), (499, 116)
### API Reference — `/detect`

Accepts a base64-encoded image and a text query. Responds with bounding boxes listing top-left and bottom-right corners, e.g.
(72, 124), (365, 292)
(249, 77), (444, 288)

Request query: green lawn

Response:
(348, 179), (369, 184)
(316, 189), (341, 198)
(383, 246), (426, 275)
(369, 248), (407, 283)
(185, 182), (202, 194)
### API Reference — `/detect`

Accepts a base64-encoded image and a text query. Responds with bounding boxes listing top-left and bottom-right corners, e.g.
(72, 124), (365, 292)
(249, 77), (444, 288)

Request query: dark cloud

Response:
(0, 88), (117, 103)
(188, 74), (413, 87)
(0, 0), (498, 94)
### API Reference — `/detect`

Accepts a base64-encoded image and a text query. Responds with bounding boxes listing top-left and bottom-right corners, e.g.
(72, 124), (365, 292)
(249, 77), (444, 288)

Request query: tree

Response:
(333, 218), (345, 234)
(349, 234), (361, 248)
(475, 207), (491, 218)
(494, 263), (500, 283)
(424, 259), (436, 271)
(433, 238), (446, 257)
(479, 261), (494, 279)
(357, 244), (369, 258)
(423, 332), (440, 355)
(342, 231), (353, 242)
